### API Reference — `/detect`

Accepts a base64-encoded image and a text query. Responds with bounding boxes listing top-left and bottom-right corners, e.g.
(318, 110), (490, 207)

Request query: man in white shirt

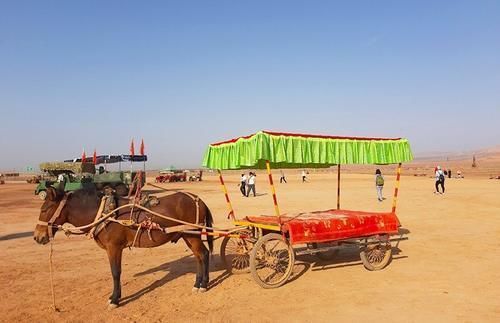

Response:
(435, 166), (445, 194)
(280, 170), (287, 183)
(239, 173), (247, 196)
(57, 173), (66, 192)
(301, 169), (308, 183)
(246, 172), (256, 197)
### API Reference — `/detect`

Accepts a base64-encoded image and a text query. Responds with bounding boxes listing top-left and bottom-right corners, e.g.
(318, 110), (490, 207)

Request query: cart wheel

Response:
(38, 190), (47, 200)
(309, 243), (340, 261)
(360, 240), (392, 271)
(250, 233), (295, 289)
(220, 229), (255, 274)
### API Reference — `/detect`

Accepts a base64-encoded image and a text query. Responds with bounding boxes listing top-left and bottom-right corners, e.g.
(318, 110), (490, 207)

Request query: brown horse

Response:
(33, 187), (213, 307)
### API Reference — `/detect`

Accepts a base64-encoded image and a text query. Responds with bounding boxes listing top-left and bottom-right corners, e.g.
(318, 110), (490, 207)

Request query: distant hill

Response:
(410, 145), (500, 178)
(414, 145), (500, 162)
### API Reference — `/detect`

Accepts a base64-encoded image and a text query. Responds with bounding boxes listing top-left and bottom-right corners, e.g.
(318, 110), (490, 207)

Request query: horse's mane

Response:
(67, 187), (101, 202)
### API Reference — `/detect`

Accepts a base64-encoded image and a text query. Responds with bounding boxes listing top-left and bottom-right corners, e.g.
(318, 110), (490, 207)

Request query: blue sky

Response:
(1, 1), (499, 171)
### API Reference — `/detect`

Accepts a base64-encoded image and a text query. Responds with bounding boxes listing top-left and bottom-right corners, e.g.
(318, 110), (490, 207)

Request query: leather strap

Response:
(88, 196), (108, 239)
(44, 193), (72, 240)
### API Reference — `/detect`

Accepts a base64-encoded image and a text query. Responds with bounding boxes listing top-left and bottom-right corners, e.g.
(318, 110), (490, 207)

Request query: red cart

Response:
(203, 131), (413, 288)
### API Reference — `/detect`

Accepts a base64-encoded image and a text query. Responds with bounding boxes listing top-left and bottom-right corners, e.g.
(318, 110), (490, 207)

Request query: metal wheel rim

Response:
(364, 243), (390, 265)
(39, 191), (47, 200)
(254, 238), (293, 286)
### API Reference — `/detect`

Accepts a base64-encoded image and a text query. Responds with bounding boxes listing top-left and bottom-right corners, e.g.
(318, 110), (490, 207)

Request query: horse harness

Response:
(37, 192), (73, 240)
(39, 191), (204, 243)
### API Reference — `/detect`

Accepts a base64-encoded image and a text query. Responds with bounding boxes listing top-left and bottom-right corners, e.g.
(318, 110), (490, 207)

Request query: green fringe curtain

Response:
(202, 131), (413, 170)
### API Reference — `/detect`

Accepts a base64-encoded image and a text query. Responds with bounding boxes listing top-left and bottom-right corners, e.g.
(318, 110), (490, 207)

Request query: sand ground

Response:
(1, 172), (499, 322)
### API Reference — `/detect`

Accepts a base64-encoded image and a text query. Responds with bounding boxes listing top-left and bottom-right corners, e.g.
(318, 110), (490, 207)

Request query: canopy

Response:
(64, 155), (147, 164)
(40, 162), (96, 174)
(202, 131), (413, 170)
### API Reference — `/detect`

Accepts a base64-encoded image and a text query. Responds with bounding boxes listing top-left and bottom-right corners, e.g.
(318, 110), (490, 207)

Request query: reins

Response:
(41, 192), (237, 242)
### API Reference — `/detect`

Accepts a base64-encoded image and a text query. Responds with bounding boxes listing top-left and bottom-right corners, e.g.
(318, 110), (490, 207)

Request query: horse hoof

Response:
(191, 287), (199, 293)
(198, 288), (207, 293)
(108, 303), (119, 309)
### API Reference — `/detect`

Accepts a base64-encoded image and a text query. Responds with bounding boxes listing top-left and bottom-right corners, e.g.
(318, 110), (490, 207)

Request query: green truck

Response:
(35, 155), (147, 200)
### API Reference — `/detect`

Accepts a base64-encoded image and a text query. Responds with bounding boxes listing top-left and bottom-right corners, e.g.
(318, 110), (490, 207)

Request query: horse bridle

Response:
(37, 192), (72, 240)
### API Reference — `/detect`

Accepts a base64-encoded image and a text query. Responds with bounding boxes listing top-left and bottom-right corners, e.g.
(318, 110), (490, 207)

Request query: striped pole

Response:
(265, 160), (281, 219)
(392, 163), (402, 213)
(337, 164), (341, 210)
(217, 170), (235, 220)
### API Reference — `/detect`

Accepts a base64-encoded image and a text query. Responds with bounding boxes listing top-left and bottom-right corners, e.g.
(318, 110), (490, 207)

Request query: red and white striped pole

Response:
(265, 160), (281, 220)
(217, 170), (235, 220)
(336, 164), (341, 210)
(392, 163), (402, 213)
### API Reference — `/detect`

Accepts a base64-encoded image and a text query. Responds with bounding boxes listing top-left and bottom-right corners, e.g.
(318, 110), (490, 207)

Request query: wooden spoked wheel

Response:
(250, 233), (295, 289)
(220, 229), (255, 274)
(359, 239), (392, 271)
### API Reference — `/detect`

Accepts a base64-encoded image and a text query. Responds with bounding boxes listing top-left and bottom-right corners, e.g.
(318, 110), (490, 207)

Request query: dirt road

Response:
(1, 172), (499, 322)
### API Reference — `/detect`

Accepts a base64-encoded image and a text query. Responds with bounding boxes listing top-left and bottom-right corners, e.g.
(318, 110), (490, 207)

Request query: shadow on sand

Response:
(120, 254), (231, 306)
(120, 239), (409, 305)
(287, 244), (408, 283)
(0, 231), (33, 241)
(305, 246), (407, 272)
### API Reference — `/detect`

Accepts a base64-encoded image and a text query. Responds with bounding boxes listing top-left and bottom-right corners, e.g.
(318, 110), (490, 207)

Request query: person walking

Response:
(435, 166), (445, 194)
(246, 172), (256, 197)
(301, 169), (308, 183)
(239, 173), (247, 196)
(57, 173), (66, 192)
(280, 170), (287, 183)
(375, 169), (385, 202)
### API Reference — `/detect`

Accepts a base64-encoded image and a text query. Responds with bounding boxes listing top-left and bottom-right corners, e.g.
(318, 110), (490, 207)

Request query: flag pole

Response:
(130, 139), (135, 176)
(140, 139), (145, 174)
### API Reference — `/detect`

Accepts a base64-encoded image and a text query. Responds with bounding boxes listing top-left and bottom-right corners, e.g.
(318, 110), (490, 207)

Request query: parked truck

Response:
(35, 155), (147, 200)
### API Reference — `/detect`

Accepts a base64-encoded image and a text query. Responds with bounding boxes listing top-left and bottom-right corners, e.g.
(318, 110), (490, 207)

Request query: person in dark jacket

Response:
(375, 169), (385, 201)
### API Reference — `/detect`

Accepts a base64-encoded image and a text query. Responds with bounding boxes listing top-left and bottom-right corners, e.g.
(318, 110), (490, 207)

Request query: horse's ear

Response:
(46, 187), (60, 201)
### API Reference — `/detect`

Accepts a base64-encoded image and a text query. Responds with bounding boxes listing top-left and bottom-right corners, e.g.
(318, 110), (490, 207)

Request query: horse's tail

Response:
(205, 206), (214, 254)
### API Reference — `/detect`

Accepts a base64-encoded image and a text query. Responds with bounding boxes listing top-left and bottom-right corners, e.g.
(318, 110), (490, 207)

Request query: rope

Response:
(48, 241), (59, 312)
(52, 196), (245, 239)
(132, 227), (141, 248)
(55, 203), (210, 235)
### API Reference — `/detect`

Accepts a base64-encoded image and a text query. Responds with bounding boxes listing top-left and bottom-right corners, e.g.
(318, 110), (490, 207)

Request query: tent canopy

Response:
(64, 155), (147, 164)
(202, 131), (413, 170)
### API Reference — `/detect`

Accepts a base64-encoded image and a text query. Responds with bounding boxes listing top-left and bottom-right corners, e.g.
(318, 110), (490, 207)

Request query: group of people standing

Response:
(239, 172), (257, 197)
(239, 169), (310, 197)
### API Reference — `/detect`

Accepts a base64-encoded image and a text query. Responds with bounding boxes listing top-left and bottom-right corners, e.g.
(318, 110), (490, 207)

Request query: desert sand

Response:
(1, 168), (499, 322)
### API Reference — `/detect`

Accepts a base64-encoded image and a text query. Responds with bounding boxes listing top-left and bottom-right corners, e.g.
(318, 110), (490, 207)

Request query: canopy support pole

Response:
(337, 164), (341, 210)
(265, 160), (281, 220)
(392, 163), (402, 213)
(217, 170), (235, 220)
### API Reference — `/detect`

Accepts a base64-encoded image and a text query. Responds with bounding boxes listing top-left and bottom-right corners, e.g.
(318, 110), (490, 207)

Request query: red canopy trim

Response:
(210, 131), (402, 146)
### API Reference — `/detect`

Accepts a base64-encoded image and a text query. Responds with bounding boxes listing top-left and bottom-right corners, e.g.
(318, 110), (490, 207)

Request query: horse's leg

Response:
(106, 245), (123, 307)
(183, 235), (210, 292)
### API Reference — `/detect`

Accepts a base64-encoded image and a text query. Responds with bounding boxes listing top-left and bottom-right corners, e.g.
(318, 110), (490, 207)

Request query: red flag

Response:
(92, 149), (97, 165)
(130, 139), (135, 156)
(140, 139), (145, 155)
(81, 149), (87, 163)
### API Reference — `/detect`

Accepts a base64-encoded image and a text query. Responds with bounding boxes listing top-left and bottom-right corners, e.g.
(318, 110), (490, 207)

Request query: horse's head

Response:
(34, 187), (68, 245)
